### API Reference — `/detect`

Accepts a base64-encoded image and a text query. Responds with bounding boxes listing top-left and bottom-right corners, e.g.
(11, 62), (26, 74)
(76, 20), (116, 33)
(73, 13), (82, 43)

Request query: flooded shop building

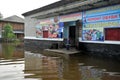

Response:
(22, 0), (120, 57)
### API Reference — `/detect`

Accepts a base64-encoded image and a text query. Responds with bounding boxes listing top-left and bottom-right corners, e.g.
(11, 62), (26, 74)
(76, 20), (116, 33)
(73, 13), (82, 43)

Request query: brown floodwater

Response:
(0, 43), (120, 80)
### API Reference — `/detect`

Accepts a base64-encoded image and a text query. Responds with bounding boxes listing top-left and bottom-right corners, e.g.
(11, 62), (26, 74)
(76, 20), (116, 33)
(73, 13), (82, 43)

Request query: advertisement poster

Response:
(48, 17), (59, 38)
(82, 4), (120, 41)
(36, 17), (63, 38)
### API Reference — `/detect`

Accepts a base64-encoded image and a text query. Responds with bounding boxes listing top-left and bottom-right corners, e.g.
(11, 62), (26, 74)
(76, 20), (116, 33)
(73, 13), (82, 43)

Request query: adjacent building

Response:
(0, 15), (24, 40)
(22, 0), (120, 58)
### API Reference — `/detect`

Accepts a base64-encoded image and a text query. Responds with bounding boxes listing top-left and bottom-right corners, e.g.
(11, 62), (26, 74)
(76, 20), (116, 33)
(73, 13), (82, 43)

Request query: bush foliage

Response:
(2, 23), (16, 42)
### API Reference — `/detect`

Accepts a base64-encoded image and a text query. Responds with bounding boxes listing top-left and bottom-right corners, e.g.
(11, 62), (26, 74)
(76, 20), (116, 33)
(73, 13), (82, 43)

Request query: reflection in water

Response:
(0, 43), (24, 80)
(0, 43), (120, 80)
(2, 43), (15, 59)
(24, 51), (63, 80)
(24, 51), (120, 80)
(0, 43), (24, 59)
(79, 66), (103, 80)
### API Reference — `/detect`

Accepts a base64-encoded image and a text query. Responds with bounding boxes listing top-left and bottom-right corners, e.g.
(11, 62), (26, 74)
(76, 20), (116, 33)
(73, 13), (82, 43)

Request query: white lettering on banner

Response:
(86, 13), (120, 22)
(87, 16), (101, 22)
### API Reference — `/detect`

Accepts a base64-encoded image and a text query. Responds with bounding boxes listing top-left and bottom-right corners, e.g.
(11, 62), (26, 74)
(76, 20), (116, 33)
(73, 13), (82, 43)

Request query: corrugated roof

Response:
(2, 15), (24, 23)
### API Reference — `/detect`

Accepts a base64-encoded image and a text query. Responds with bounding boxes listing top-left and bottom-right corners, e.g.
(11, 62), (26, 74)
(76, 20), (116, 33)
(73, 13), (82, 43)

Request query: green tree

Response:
(2, 23), (16, 42)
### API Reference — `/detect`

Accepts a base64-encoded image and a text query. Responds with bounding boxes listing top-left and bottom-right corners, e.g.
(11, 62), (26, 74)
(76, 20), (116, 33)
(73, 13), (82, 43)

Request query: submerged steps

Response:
(44, 48), (80, 55)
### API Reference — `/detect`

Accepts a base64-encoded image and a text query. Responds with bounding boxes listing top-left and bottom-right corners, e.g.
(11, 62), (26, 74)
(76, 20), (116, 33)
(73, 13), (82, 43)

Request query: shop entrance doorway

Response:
(69, 26), (76, 47)
(63, 21), (81, 49)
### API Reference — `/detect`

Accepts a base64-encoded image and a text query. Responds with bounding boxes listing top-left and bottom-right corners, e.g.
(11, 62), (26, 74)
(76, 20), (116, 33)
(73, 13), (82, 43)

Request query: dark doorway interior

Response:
(69, 26), (76, 47)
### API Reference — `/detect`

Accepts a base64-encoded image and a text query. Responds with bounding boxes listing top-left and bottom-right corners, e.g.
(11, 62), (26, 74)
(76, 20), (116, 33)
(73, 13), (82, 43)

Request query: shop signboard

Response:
(82, 4), (120, 41)
(60, 13), (82, 22)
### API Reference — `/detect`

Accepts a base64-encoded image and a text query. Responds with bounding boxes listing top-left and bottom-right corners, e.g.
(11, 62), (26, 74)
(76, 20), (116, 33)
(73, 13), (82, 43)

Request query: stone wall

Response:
(79, 42), (120, 60)
(24, 39), (63, 50)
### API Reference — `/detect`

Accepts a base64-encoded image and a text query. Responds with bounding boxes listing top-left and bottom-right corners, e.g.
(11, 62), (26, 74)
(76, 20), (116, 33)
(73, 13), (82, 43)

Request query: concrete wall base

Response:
(24, 39), (120, 60)
(79, 42), (120, 60)
(24, 39), (64, 51)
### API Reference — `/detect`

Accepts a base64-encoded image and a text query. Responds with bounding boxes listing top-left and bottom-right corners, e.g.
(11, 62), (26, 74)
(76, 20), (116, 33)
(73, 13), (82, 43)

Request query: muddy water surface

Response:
(0, 43), (120, 80)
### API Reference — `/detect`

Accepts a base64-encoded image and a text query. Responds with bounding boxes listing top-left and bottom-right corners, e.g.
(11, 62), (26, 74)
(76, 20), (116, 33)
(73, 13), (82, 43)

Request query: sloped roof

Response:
(22, 0), (120, 17)
(22, 0), (75, 16)
(2, 15), (24, 23)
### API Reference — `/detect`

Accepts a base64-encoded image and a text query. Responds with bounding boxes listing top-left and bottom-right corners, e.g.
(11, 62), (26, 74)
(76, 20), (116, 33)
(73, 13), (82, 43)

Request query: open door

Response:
(69, 26), (76, 47)
(63, 21), (81, 49)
